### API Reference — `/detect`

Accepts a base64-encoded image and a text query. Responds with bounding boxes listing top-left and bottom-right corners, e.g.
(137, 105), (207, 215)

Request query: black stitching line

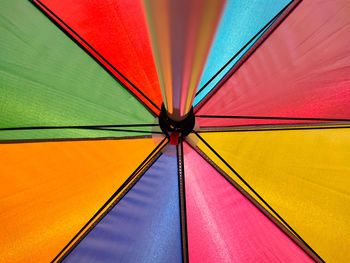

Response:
(194, 0), (302, 114)
(52, 138), (168, 262)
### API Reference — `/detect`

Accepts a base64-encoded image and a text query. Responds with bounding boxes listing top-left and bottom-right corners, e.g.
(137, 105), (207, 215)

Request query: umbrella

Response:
(1, 0), (349, 262)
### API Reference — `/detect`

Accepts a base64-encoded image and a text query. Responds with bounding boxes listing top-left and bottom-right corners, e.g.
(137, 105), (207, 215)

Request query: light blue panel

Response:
(194, 0), (291, 106)
(64, 146), (182, 263)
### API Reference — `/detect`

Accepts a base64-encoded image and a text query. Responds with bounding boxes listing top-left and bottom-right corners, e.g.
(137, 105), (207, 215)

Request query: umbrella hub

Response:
(159, 104), (195, 143)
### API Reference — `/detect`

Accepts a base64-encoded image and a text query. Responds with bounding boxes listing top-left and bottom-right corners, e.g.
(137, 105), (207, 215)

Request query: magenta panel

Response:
(196, 0), (350, 127)
(183, 143), (313, 262)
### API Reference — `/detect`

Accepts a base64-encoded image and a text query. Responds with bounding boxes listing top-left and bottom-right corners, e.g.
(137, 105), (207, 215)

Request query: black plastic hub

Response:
(159, 104), (195, 138)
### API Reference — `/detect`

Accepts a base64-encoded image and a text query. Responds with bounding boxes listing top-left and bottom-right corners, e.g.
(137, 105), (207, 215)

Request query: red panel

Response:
(196, 0), (350, 127)
(34, 0), (162, 114)
(196, 117), (322, 128)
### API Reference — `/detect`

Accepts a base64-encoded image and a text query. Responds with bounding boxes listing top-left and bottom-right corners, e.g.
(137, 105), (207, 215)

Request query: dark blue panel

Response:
(64, 146), (182, 263)
(194, 0), (291, 106)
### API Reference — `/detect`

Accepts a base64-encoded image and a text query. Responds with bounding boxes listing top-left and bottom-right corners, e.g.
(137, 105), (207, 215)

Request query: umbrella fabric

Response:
(1, 0), (349, 263)
(0, 0), (157, 140)
(196, 128), (350, 262)
(63, 147), (182, 263)
(0, 138), (158, 262)
(196, 0), (350, 126)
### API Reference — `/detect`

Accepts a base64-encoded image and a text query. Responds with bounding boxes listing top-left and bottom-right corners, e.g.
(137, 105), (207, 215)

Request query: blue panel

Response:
(194, 0), (291, 106)
(64, 146), (182, 263)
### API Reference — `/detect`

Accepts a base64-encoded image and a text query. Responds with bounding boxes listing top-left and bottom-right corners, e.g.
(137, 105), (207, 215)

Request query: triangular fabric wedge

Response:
(194, 0), (291, 106)
(182, 143), (314, 262)
(32, 0), (162, 113)
(63, 145), (182, 263)
(0, 138), (156, 263)
(0, 0), (155, 141)
(197, 128), (350, 262)
(196, 0), (350, 127)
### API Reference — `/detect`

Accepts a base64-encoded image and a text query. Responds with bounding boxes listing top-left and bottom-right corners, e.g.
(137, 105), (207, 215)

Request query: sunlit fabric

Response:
(197, 0), (350, 127)
(0, 138), (156, 263)
(183, 143), (314, 262)
(64, 147), (182, 263)
(143, 0), (226, 119)
(194, 0), (291, 106)
(198, 128), (350, 262)
(34, 0), (162, 114)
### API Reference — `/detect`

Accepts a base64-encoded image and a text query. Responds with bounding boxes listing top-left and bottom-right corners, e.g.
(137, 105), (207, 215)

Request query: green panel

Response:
(0, 128), (162, 141)
(0, 0), (155, 140)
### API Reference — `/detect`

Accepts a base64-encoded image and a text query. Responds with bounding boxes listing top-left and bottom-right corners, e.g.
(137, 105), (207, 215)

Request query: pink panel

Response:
(183, 143), (314, 262)
(197, 0), (350, 127)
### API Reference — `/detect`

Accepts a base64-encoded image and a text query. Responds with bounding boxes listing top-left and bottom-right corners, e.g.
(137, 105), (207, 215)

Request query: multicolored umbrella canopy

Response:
(1, 0), (349, 262)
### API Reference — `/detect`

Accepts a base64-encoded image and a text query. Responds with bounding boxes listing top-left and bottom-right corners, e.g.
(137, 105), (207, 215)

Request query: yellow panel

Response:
(0, 138), (156, 263)
(198, 128), (350, 262)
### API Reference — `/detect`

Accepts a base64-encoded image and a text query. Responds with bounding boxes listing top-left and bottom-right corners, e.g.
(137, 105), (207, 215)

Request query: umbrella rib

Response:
(97, 128), (162, 134)
(194, 0), (302, 114)
(29, 0), (160, 116)
(0, 124), (159, 131)
(194, 0), (291, 97)
(52, 137), (169, 262)
(0, 135), (153, 144)
(0, 125), (162, 136)
(177, 141), (189, 263)
(193, 131), (325, 262)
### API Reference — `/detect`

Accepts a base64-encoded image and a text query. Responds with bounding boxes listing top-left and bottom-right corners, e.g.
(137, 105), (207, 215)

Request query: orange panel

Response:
(0, 138), (156, 263)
